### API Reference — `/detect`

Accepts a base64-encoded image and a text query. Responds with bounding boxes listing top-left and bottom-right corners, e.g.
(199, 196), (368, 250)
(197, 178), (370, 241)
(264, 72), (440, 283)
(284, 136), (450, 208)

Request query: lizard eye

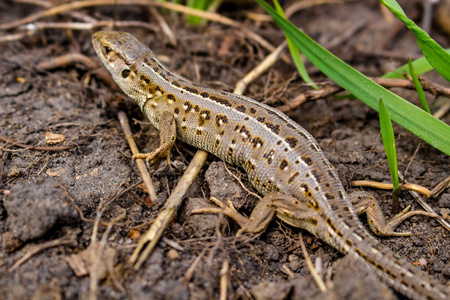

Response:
(103, 46), (111, 55)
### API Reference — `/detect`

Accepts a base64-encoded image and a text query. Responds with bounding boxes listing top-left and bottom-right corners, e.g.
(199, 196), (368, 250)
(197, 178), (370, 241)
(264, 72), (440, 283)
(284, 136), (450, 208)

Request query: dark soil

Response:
(0, 0), (449, 299)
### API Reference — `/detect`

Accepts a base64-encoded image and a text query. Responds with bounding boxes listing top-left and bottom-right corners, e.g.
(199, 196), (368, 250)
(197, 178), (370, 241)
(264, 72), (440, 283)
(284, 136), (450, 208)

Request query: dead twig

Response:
(0, 151), (9, 186)
(17, 0), (98, 23)
(183, 246), (208, 284)
(279, 75), (450, 114)
(162, 237), (184, 251)
(352, 180), (432, 198)
(326, 18), (367, 49)
(23, 20), (158, 31)
(0, 122), (99, 152)
(299, 232), (326, 292)
(118, 111), (158, 203)
(219, 260), (229, 300)
(222, 163), (261, 201)
(277, 85), (342, 113)
(2, 0), (289, 62)
(12, 0), (225, 26)
(421, 0), (436, 33)
(281, 263), (295, 278)
(430, 176), (450, 199)
(373, 77), (450, 99)
(37, 53), (97, 70)
(352, 176), (450, 232)
(205, 205), (226, 266)
(0, 135), (80, 151)
(234, 41), (287, 95)
(244, 12), (273, 23)
(433, 100), (450, 120)
(107, 238), (125, 293)
(60, 185), (92, 223)
(0, 20), (158, 43)
(8, 237), (72, 272)
(399, 172), (450, 232)
(59, 182), (142, 228)
(88, 180), (130, 299)
(88, 199), (109, 300)
(352, 176), (449, 202)
(284, 0), (356, 19)
(148, 6), (177, 46)
(0, 31), (37, 43)
(129, 149), (209, 269)
(129, 218), (155, 230)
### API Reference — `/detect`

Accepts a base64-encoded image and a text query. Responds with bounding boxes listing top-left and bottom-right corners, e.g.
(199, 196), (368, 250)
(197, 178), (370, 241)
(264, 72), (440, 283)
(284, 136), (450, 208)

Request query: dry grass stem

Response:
(16, 0), (98, 23)
(433, 101), (450, 120)
(17, 20), (159, 32)
(37, 53), (97, 70)
(398, 172), (450, 232)
(219, 260), (229, 300)
(148, 6), (177, 46)
(284, 0), (355, 18)
(3, 0), (288, 62)
(130, 149), (208, 269)
(430, 176), (450, 199)
(8, 238), (72, 272)
(299, 232), (326, 292)
(352, 177), (450, 232)
(351, 180), (432, 198)
(281, 263), (295, 278)
(278, 86), (342, 113)
(234, 41), (287, 95)
(183, 247), (208, 284)
(118, 111), (158, 203)
(373, 77), (450, 99)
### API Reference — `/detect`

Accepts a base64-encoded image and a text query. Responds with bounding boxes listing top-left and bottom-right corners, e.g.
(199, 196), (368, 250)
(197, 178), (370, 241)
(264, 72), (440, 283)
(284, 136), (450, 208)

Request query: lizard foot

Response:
(350, 191), (436, 237)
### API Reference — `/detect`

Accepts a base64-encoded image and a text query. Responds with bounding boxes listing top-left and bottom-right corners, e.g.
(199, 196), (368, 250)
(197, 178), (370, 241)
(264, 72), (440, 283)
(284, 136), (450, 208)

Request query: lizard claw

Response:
(133, 151), (170, 170)
(209, 196), (238, 212)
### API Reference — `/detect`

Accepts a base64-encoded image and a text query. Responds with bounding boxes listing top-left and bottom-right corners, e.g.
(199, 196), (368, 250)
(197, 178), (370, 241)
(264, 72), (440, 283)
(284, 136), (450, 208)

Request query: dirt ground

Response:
(0, 0), (449, 299)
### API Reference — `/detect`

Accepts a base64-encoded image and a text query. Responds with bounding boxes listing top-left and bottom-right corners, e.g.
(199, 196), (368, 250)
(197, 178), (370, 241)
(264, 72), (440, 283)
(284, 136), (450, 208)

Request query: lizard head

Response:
(92, 31), (152, 102)
(92, 31), (150, 67)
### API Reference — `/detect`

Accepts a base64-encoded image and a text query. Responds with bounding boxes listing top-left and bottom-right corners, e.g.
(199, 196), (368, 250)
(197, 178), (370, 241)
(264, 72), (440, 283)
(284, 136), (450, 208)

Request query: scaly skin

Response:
(92, 31), (448, 300)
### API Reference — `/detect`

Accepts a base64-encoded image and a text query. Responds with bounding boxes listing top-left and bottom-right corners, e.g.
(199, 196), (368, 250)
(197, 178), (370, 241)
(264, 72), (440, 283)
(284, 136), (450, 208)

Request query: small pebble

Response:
(167, 249), (180, 260)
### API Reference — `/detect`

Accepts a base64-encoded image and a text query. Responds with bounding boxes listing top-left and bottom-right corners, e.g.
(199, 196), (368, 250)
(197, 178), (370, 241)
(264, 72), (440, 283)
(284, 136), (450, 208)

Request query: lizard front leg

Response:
(133, 110), (176, 168)
(350, 191), (435, 237)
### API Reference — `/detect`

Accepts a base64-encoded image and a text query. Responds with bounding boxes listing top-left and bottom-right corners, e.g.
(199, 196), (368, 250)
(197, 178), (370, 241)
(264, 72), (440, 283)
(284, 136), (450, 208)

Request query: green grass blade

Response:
(186, 0), (208, 25)
(254, 0), (450, 155)
(273, 0), (317, 89)
(407, 57), (431, 114)
(383, 48), (450, 79)
(379, 98), (399, 189)
(380, 0), (450, 82)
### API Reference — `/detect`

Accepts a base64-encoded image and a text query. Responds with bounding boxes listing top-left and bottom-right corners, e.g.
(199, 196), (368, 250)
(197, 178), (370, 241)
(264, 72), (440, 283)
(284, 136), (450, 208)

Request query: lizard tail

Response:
(341, 226), (448, 300)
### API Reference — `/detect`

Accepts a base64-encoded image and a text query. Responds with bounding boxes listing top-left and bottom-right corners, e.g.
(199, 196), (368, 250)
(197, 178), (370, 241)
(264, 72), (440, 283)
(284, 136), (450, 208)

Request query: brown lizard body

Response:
(92, 31), (448, 300)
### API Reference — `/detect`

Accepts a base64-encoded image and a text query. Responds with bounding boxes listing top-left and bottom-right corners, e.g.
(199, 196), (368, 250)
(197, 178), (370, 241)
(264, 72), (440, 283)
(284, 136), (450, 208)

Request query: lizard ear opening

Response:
(121, 69), (130, 79)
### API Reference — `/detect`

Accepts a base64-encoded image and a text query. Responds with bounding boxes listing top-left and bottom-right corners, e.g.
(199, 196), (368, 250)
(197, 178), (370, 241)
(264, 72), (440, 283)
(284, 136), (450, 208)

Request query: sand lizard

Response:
(92, 31), (448, 300)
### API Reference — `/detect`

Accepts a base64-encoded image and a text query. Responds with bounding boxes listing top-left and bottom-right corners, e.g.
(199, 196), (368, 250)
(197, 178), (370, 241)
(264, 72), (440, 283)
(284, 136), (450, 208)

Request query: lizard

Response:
(92, 31), (449, 300)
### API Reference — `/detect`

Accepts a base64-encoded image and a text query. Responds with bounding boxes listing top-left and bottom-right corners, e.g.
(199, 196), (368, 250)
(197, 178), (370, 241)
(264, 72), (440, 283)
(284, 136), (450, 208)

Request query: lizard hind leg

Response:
(192, 192), (322, 236)
(350, 191), (435, 237)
